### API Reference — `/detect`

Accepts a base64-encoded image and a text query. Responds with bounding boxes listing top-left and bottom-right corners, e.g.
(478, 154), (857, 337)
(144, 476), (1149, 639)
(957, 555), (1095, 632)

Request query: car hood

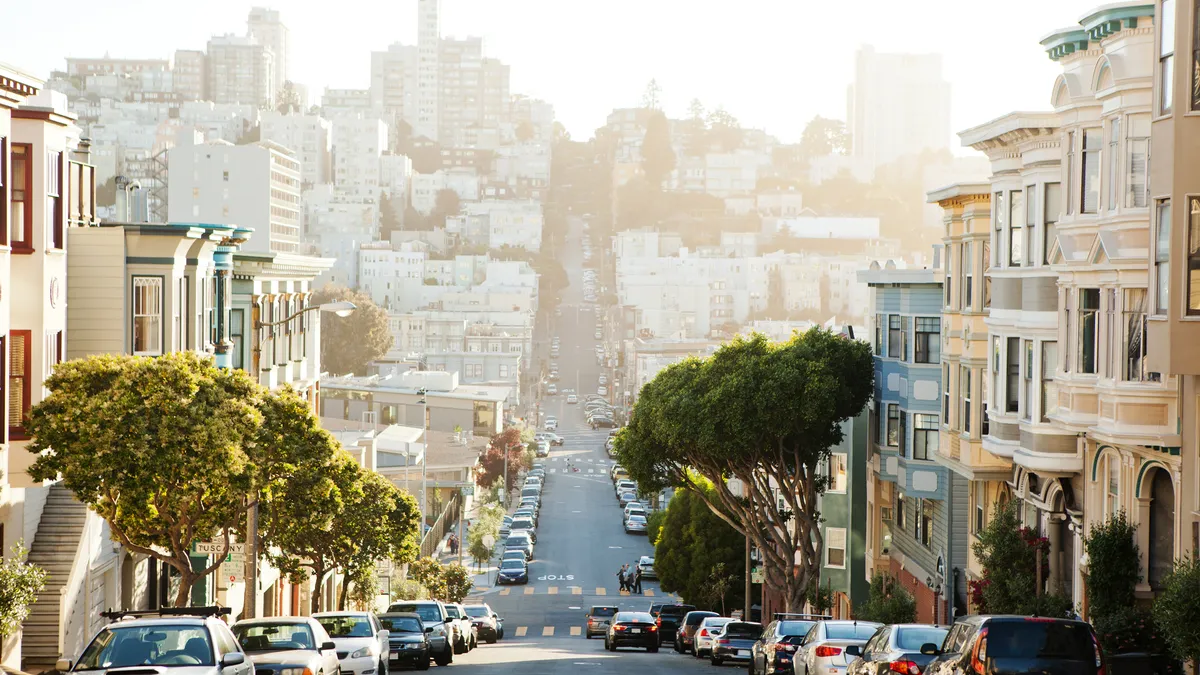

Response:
(246, 650), (322, 666)
(388, 634), (427, 644)
(498, 568), (527, 576)
(75, 667), (219, 675)
(329, 637), (375, 650)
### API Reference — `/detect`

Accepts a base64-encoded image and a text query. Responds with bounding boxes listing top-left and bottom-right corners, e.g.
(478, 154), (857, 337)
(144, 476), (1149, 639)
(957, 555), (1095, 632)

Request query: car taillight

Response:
(814, 646), (842, 658)
(970, 627), (989, 675)
(779, 644), (796, 652)
(699, 629), (708, 637)
(648, 625), (658, 632)
(1091, 629), (1105, 674)
(718, 639), (731, 645)
(656, 617), (662, 627)
(614, 625), (627, 632)
(889, 661), (921, 675)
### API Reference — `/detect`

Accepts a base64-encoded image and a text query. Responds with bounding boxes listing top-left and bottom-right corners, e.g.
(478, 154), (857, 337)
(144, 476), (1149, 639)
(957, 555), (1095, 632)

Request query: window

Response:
(1105, 289), (1117, 379)
(46, 330), (63, 373)
(1124, 288), (1159, 382)
(975, 491), (985, 535)
(1042, 342), (1059, 423)
(943, 363), (951, 424)
(824, 527), (847, 568)
(0, 137), (6, 245)
(1108, 118), (1121, 211)
(827, 454), (847, 492)
(945, 244), (953, 308)
(897, 492), (906, 529)
(888, 315), (901, 358)
(1104, 453), (1120, 518)
(230, 308), (245, 370)
(900, 316), (910, 361)
(1065, 132), (1076, 215)
(9, 332), (32, 438)
(1158, 199), (1173, 314)
(46, 150), (63, 249)
(499, 364), (509, 378)
(1010, 189), (1025, 265)
(1025, 186), (1037, 265)
(983, 242), (992, 307)
(961, 242), (973, 310)
(1194, 0), (1200, 110)
(1161, 0), (1176, 115)
(875, 397), (883, 445)
(961, 366), (972, 435)
(1079, 289), (1100, 374)
(920, 499), (934, 548)
(900, 410), (908, 456)
(11, 144), (31, 250)
(1044, 182), (1061, 264)
(993, 191), (1006, 265)
(886, 403), (899, 447)
(178, 277), (189, 351)
(982, 374), (990, 437)
(1081, 129), (1102, 214)
(913, 414), (938, 460)
(914, 317), (940, 364)
(132, 277), (163, 356)
(1006, 337), (1020, 413)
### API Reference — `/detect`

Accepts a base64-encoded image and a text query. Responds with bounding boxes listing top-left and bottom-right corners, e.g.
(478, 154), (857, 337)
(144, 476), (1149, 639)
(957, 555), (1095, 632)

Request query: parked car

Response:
(378, 613), (431, 672)
(591, 417), (617, 429)
(654, 604), (697, 645)
(513, 509), (539, 528)
(619, 491), (639, 507)
(504, 531), (534, 561)
(675, 611), (720, 653)
(501, 549), (526, 564)
(510, 517), (537, 542)
(597, 385), (608, 396)
(585, 606), (620, 639)
(624, 503), (647, 520)
(615, 479), (636, 495)
(845, 623), (949, 675)
(544, 416), (558, 430)
(611, 465), (629, 481)
(793, 620), (881, 675)
(712, 621), (764, 666)
(695, 616), (735, 658)
(923, 615), (1103, 675)
(61, 607), (250, 675)
(750, 615), (829, 675)
(521, 486), (541, 503)
(313, 612), (390, 675)
(624, 513), (648, 534)
(496, 557), (529, 585)
(442, 603), (477, 653)
(605, 611), (660, 652)
(637, 555), (657, 580)
(231, 617), (341, 675)
(544, 432), (564, 446)
(462, 604), (503, 643)
(567, 394), (578, 404)
(535, 441), (550, 457)
(385, 601), (455, 666)
(547, 384), (557, 395)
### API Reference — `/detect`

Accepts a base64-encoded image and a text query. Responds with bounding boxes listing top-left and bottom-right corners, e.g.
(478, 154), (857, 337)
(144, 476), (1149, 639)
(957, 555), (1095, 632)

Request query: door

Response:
(1148, 468), (1175, 589)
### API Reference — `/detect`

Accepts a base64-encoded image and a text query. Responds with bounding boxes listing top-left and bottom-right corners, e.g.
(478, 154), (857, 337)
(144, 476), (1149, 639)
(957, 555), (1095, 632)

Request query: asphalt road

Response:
(432, 218), (712, 674)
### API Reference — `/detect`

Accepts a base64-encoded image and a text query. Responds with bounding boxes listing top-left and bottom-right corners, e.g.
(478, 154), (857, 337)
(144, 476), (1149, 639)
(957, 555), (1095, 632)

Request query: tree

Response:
(346, 566), (381, 611)
(335, 471), (421, 609)
(616, 329), (874, 612)
(408, 557), (449, 600)
(854, 573), (916, 624)
(380, 192), (402, 242)
(443, 563), (474, 602)
(27, 352), (261, 606)
(475, 427), (526, 492)
(0, 541), (46, 654)
(311, 285), (391, 376)
(276, 81), (303, 114)
(799, 116), (850, 159)
(467, 530), (493, 572)
(688, 98), (706, 123)
(706, 107), (742, 152)
(971, 500), (1073, 617)
(1083, 511), (1140, 621)
(1152, 556), (1200, 670)
(641, 111), (676, 189)
(703, 562), (738, 616)
(515, 121), (535, 143)
(641, 78), (663, 110)
(652, 484), (745, 611)
(434, 189), (462, 219)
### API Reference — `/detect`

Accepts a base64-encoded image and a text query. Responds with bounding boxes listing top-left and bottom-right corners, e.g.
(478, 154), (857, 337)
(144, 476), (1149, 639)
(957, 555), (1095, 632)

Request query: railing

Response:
(419, 490), (462, 559)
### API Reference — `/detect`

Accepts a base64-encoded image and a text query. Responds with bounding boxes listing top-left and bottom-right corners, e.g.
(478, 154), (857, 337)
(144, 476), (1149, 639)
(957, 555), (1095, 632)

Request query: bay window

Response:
(1079, 289), (1100, 374)
(1041, 342), (1058, 423)
(1108, 117), (1121, 212)
(1022, 340), (1033, 420)
(914, 317), (940, 364)
(1187, 197), (1200, 315)
(887, 404), (899, 447)
(945, 244), (953, 308)
(1025, 185), (1037, 265)
(982, 379), (990, 437)
(1158, 199), (1173, 315)
(1044, 182), (1062, 264)
(230, 308), (245, 370)
(1010, 189), (1025, 265)
(1081, 129), (1102, 214)
(913, 414), (938, 460)
(1161, 0), (1176, 115)
(1006, 337), (1020, 413)
(961, 366), (972, 435)
(1127, 116), (1150, 208)
(899, 409), (908, 456)
(888, 315), (901, 358)
(993, 192), (1006, 266)
(1125, 288), (1159, 382)
(874, 313), (884, 356)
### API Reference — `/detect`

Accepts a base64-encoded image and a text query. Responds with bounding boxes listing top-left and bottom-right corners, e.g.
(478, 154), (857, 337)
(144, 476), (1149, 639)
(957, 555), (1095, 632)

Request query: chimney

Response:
(73, 137), (92, 164)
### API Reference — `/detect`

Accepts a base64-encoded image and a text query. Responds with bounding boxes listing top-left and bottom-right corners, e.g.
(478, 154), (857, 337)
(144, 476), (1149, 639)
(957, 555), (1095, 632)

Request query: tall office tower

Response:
(207, 34), (275, 108)
(173, 49), (208, 101)
(416, 0), (440, 141)
(847, 45), (951, 170)
(248, 7), (290, 92)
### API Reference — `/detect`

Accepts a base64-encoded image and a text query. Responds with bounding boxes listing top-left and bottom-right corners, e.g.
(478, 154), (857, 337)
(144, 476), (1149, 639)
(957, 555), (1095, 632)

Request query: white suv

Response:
(62, 607), (251, 675)
(313, 612), (390, 675)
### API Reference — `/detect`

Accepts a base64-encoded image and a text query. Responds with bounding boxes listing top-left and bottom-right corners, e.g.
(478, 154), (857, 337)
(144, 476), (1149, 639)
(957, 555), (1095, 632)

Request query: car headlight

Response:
(431, 625), (446, 637)
(350, 647), (372, 659)
(279, 667), (313, 675)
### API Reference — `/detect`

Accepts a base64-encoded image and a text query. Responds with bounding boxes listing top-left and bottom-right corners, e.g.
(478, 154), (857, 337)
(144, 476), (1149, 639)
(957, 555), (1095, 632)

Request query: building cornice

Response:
(959, 112), (1059, 150)
(927, 182), (991, 205)
(0, 63), (42, 110)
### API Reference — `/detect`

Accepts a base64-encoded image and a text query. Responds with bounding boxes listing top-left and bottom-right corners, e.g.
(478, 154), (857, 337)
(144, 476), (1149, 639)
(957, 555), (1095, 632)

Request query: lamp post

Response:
(243, 300), (356, 619)
(417, 388), (429, 529)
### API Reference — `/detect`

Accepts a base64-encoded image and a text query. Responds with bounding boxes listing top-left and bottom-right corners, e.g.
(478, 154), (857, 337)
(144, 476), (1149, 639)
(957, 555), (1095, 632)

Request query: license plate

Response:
(737, 650), (748, 656)
(631, 629), (641, 633)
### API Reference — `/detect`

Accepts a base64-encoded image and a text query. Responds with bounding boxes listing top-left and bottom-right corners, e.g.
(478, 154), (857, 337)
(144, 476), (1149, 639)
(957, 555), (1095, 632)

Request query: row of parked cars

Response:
(495, 463), (548, 585)
(610, 462), (650, 534)
(55, 600), (509, 675)
(580, 394), (618, 429)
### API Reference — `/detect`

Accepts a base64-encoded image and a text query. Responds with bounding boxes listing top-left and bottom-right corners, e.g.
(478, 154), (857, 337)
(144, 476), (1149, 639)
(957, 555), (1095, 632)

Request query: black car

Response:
(712, 621), (763, 666)
(591, 417), (617, 429)
(605, 611), (660, 652)
(751, 616), (825, 675)
(379, 613), (431, 671)
(654, 604), (697, 644)
(924, 616), (1103, 675)
(675, 611), (719, 654)
(496, 558), (529, 585)
(845, 624), (948, 675)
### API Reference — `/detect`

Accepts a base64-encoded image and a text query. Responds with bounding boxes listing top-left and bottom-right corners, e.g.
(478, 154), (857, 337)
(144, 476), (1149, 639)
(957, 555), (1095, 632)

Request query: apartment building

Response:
(321, 88), (373, 119)
(466, 199), (543, 252)
(369, 43), (418, 121)
(247, 7), (290, 92)
(259, 111), (331, 187)
(172, 49), (207, 101)
(332, 115), (387, 198)
(411, 169), (479, 215)
(848, 45), (952, 170)
(321, 370), (509, 438)
(168, 140), (303, 254)
(206, 34), (275, 109)
(814, 411), (871, 619)
(415, 0), (440, 142)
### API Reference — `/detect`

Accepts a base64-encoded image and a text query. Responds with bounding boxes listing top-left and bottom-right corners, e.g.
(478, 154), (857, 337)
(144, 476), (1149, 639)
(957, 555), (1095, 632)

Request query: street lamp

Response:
(417, 388), (429, 529)
(255, 300), (357, 328)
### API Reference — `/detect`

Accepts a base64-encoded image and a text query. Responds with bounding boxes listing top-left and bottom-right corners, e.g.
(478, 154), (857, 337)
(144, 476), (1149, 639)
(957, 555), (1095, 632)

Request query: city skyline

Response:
(11, 0), (1102, 144)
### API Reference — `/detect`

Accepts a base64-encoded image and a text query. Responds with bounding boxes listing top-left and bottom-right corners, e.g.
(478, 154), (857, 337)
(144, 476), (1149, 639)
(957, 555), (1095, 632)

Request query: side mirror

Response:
(221, 653), (245, 667)
(844, 645), (861, 657)
(321, 641), (337, 651)
(920, 643), (940, 656)
(378, 630), (389, 641)
(425, 627), (434, 634)
(55, 660), (73, 672)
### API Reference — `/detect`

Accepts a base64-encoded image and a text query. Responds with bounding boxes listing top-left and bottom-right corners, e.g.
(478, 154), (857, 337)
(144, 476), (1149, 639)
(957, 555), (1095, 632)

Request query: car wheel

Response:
(648, 645), (659, 653)
(674, 638), (682, 653)
(486, 633), (496, 645)
(417, 655), (431, 671)
(379, 659), (388, 675)
(434, 644), (452, 666)
(711, 656), (723, 666)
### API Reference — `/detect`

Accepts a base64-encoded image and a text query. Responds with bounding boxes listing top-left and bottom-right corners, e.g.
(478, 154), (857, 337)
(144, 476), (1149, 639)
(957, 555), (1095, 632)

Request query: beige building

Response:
(320, 370), (510, 438)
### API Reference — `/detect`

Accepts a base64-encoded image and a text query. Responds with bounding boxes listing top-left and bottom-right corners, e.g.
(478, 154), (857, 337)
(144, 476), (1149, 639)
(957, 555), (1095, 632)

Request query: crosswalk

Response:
(494, 586), (661, 597)
(543, 455), (616, 475)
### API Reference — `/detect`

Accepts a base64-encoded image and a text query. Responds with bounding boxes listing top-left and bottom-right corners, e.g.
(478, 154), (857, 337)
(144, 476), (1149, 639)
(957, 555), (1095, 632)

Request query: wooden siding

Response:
(66, 228), (126, 358)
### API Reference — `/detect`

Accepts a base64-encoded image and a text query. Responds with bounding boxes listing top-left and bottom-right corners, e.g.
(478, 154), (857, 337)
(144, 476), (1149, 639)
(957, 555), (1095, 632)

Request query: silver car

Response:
(794, 620), (882, 675)
(313, 612), (390, 675)
(624, 513), (648, 533)
(62, 609), (252, 675)
(232, 617), (342, 675)
(694, 617), (735, 658)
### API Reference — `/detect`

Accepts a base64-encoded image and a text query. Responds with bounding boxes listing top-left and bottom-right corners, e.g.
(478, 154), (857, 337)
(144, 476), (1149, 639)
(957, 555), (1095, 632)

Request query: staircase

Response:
(22, 484), (87, 670)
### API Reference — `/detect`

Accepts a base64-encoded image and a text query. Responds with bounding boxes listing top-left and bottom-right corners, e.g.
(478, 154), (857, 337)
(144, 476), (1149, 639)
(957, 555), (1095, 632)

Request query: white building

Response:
(848, 45), (952, 170)
(167, 140), (303, 253)
(173, 49), (207, 101)
(369, 43), (417, 120)
(410, 169), (479, 215)
(247, 7), (290, 92)
(322, 88), (373, 118)
(332, 115), (388, 198)
(259, 111), (331, 187)
(415, 0), (440, 141)
(206, 34), (275, 108)
(464, 200), (543, 252)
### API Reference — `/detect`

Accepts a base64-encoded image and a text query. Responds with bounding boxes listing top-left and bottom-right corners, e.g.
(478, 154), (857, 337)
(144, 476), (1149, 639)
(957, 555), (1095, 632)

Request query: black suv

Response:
(654, 604), (696, 645)
(924, 615), (1103, 675)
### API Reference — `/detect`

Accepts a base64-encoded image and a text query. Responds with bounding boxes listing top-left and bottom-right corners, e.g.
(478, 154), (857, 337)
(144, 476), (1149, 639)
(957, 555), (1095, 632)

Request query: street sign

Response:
(222, 553), (246, 565)
(482, 535), (495, 549)
(750, 566), (764, 584)
(460, 485), (475, 497)
(193, 541), (245, 556)
(220, 559), (243, 584)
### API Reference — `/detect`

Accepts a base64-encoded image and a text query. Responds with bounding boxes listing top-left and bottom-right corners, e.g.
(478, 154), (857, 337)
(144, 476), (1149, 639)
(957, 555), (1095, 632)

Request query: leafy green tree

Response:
(336, 471), (421, 609)
(408, 557), (449, 601)
(311, 285), (392, 376)
(703, 562), (738, 616)
(854, 573), (916, 624)
(641, 111), (676, 189)
(27, 352), (262, 606)
(1153, 555), (1200, 670)
(617, 330), (873, 612)
(346, 566), (381, 611)
(443, 563), (474, 602)
(467, 530), (493, 572)
(1083, 511), (1140, 622)
(646, 510), (667, 545)
(276, 81), (303, 114)
(653, 486), (744, 611)
(971, 500), (1073, 617)
(641, 78), (663, 110)
(0, 541), (46, 652)
(799, 116), (850, 159)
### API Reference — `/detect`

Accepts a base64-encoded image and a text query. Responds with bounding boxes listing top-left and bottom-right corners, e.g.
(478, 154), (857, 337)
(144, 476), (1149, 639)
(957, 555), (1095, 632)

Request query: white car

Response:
(547, 384), (558, 395)
(567, 394), (578, 404)
(599, 375), (608, 385)
(232, 617), (341, 675)
(694, 617), (734, 658)
(545, 417), (558, 431)
(598, 385), (608, 396)
(314, 612), (390, 675)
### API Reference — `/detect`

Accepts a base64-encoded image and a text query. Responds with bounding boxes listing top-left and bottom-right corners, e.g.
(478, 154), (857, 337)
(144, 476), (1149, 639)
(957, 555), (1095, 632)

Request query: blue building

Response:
(858, 259), (967, 624)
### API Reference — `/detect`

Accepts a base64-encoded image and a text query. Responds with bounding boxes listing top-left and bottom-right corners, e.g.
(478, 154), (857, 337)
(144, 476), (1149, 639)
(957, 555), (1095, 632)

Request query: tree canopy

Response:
(0, 541), (46, 646)
(653, 486), (745, 611)
(799, 116), (850, 159)
(641, 111), (676, 189)
(854, 572), (916, 624)
(615, 329), (873, 611)
(311, 285), (392, 376)
(475, 427), (525, 492)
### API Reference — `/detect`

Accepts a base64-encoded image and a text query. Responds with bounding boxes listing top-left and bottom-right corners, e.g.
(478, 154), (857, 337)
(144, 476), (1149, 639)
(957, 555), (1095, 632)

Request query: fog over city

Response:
(2, 2), (1198, 674)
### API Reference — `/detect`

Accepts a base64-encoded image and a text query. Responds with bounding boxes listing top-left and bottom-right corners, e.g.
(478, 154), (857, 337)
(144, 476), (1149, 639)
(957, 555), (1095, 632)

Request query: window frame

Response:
(1108, 117), (1122, 212)
(993, 191), (1006, 266)
(1104, 453), (1120, 518)
(1123, 288), (1159, 382)
(1127, 117), (1150, 208)
(46, 149), (63, 250)
(8, 330), (32, 440)
(1041, 341), (1058, 423)
(1022, 340), (1034, 421)
(913, 413), (938, 461)
(943, 363), (951, 426)
(824, 527), (847, 569)
(131, 276), (165, 357)
(1161, 0), (1176, 116)
(897, 492), (906, 530)
(1065, 132), (1076, 216)
(10, 143), (33, 252)
(920, 498), (935, 548)
(230, 308), (245, 370)
(827, 453), (848, 493)
(0, 136), (7, 246)
(1081, 128), (1102, 214)
(1006, 337), (1020, 413)
(914, 317), (940, 364)
(961, 241), (973, 310)
(888, 315), (901, 359)
(1157, 198), (1173, 315)
(886, 403), (899, 447)
(1079, 288), (1101, 374)
(1025, 185), (1037, 266)
(1009, 188), (1025, 266)
(961, 365), (972, 436)
(1044, 182), (1062, 264)
(945, 243), (954, 308)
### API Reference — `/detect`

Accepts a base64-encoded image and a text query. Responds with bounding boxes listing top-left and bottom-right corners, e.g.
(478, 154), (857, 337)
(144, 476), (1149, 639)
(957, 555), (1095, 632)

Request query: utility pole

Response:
(744, 535), (752, 620)
(419, 388), (429, 529)
(243, 501), (258, 618)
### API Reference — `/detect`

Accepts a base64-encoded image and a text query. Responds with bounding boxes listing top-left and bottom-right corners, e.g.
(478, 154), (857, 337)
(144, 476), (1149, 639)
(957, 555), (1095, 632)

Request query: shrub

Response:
(855, 573), (916, 624)
(971, 500), (1074, 616)
(646, 510), (666, 545)
(442, 563), (474, 603)
(1152, 555), (1200, 669)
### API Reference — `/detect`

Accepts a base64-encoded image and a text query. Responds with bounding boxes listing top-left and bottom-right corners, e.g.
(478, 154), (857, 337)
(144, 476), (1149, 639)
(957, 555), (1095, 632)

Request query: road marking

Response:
(548, 586), (558, 595)
(516, 626), (528, 637)
(543, 626), (555, 636)
(645, 589), (655, 597)
(608, 546), (622, 549)
(569, 606), (582, 610)
(619, 589), (630, 596)
(572, 587), (582, 595)
(570, 626), (582, 636)
(524, 586), (535, 595)
(571, 510), (582, 513)
(595, 587), (606, 595)
(587, 469), (594, 473)
(499, 588), (511, 596)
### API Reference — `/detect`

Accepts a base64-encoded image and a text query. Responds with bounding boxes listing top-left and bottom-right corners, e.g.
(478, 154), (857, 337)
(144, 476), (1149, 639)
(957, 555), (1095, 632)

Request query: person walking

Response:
(617, 565), (627, 592)
(449, 534), (459, 555)
(633, 565), (643, 594)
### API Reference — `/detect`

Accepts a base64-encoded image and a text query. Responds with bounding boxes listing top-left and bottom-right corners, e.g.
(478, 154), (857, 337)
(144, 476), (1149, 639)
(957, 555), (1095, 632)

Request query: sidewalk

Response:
(433, 498), (501, 595)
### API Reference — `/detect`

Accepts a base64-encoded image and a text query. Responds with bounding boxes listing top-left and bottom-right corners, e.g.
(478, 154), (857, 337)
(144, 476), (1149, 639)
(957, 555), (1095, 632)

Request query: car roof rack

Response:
(100, 606), (232, 621)
(773, 612), (832, 620)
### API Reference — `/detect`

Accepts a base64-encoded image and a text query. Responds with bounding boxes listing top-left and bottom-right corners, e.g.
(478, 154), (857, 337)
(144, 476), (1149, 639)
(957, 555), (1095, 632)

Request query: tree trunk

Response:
(175, 571), (196, 607)
(338, 574), (349, 611)
(310, 567), (327, 614)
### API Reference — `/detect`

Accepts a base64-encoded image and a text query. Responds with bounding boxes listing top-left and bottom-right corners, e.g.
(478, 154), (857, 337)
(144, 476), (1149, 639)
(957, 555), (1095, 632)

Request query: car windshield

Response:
(779, 620), (816, 636)
(462, 606), (490, 618)
(627, 515), (646, 523)
(987, 620), (1095, 660)
(589, 607), (618, 617)
(317, 616), (374, 638)
(825, 624), (879, 640)
(615, 612), (655, 623)
(389, 604), (442, 624)
(640, 557), (654, 564)
(506, 535), (530, 545)
(703, 618), (734, 629)
(724, 623), (763, 639)
(233, 622), (316, 651)
(896, 627), (949, 651)
(512, 518), (533, 527)
(501, 559), (525, 570)
(380, 616), (423, 633)
(76, 625), (214, 669)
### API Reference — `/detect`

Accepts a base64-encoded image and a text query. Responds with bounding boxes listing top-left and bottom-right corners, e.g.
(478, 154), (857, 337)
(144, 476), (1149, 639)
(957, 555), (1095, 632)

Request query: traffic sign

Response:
(460, 485), (475, 497)
(193, 541), (245, 556)
(221, 559), (244, 584)
(482, 535), (495, 549)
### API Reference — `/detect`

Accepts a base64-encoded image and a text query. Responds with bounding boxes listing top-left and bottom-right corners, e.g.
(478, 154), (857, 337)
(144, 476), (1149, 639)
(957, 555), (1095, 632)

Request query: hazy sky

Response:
(9, 0), (1103, 144)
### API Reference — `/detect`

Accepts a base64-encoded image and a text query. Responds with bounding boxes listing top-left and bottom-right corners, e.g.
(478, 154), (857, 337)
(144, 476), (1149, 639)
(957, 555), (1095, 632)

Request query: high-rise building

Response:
(206, 34), (275, 108)
(332, 115), (388, 198)
(168, 140), (302, 253)
(259, 110), (332, 187)
(173, 49), (208, 101)
(847, 45), (951, 170)
(247, 6), (290, 92)
(370, 42), (417, 119)
(416, 0), (440, 141)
